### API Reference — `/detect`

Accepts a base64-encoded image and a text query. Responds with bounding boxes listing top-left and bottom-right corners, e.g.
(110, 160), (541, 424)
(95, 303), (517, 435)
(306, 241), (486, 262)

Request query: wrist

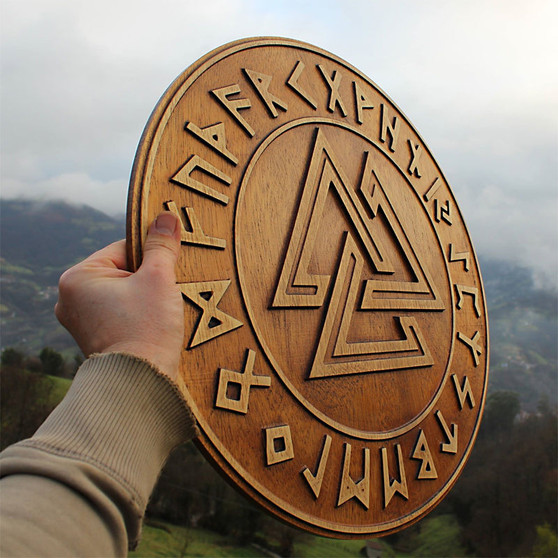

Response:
(100, 342), (180, 382)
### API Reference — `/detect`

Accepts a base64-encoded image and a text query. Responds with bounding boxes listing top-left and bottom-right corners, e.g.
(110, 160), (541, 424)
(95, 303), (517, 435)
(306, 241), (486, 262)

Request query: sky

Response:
(1, 0), (557, 288)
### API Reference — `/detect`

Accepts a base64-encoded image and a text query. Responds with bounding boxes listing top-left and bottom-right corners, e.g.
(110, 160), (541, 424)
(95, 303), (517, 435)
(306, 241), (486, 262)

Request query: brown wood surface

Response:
(126, 37), (489, 538)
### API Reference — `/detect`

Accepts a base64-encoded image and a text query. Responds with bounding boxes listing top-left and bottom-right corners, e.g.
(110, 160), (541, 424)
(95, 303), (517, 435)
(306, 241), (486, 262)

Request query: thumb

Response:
(141, 212), (181, 277)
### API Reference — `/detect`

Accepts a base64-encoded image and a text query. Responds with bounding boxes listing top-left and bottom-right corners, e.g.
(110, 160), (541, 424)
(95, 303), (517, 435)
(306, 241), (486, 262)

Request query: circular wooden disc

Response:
(127, 37), (489, 538)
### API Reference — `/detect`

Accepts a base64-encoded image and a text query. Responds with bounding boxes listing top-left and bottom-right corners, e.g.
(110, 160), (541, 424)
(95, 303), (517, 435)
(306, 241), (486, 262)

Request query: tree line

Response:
(385, 391), (557, 557)
(1, 346), (82, 379)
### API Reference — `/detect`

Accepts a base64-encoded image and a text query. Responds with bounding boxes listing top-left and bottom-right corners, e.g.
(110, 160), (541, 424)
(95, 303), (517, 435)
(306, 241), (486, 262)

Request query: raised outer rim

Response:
(126, 36), (490, 538)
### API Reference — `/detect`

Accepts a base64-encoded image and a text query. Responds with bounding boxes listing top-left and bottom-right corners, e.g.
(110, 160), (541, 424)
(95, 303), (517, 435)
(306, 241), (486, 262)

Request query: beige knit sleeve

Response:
(0, 353), (198, 557)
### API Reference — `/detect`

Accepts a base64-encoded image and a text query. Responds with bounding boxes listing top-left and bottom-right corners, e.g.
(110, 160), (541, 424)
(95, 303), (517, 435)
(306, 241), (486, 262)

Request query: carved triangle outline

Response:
(272, 128), (392, 309)
(308, 234), (434, 379)
(272, 128), (444, 311)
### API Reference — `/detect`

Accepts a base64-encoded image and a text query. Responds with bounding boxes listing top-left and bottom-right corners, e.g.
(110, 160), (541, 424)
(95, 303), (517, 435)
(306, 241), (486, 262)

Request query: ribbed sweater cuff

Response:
(14, 352), (198, 511)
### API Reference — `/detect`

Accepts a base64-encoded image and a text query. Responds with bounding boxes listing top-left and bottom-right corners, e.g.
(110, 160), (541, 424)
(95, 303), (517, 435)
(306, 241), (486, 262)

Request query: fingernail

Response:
(154, 212), (178, 236)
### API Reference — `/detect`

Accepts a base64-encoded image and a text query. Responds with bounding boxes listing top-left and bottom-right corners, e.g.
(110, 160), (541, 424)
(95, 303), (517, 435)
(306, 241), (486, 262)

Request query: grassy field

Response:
(130, 523), (269, 558)
(47, 374), (72, 404)
(130, 514), (470, 557)
(130, 520), (394, 558)
(292, 535), (378, 557)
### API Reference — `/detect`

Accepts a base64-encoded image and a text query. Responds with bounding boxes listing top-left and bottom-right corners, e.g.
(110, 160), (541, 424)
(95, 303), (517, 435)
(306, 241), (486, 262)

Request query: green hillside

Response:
(0, 199), (124, 354)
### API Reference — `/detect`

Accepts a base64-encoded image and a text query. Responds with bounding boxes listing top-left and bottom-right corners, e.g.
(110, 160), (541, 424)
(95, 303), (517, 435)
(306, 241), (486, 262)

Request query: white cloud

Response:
(2, 173), (128, 216)
(462, 182), (557, 284)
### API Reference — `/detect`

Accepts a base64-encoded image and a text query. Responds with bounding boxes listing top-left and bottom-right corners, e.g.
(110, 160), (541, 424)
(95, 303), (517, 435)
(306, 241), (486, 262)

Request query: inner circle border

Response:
(235, 116), (456, 441)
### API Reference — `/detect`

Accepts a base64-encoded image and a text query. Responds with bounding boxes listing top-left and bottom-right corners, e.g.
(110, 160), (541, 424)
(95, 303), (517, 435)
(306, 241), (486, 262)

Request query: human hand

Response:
(55, 212), (184, 381)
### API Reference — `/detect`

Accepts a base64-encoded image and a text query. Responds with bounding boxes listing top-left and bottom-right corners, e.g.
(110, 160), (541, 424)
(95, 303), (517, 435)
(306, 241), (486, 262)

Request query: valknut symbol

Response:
(127, 37), (489, 540)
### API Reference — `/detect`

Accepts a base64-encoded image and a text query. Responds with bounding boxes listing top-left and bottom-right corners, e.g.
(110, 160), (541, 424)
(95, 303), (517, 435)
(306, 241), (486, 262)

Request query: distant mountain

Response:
(1, 199), (124, 280)
(1, 199), (556, 411)
(0, 199), (124, 354)
(479, 257), (557, 411)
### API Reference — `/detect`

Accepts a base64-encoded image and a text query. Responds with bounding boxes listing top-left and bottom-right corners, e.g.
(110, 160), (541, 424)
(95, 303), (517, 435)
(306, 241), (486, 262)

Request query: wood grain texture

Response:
(127, 37), (489, 538)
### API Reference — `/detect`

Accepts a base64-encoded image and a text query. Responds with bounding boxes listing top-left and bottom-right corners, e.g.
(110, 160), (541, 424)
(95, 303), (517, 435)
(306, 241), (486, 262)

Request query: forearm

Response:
(0, 353), (198, 557)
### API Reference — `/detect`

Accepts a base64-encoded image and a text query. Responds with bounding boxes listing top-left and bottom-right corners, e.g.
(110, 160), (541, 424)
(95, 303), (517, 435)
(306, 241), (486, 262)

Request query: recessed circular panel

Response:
(127, 37), (489, 538)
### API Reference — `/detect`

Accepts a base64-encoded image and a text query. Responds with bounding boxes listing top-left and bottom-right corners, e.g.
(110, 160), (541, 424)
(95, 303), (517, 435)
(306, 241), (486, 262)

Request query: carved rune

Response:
(180, 280), (243, 348)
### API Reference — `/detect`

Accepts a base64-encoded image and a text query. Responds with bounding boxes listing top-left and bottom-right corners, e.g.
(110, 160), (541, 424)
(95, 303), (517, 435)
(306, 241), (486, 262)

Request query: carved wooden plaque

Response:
(127, 37), (489, 538)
